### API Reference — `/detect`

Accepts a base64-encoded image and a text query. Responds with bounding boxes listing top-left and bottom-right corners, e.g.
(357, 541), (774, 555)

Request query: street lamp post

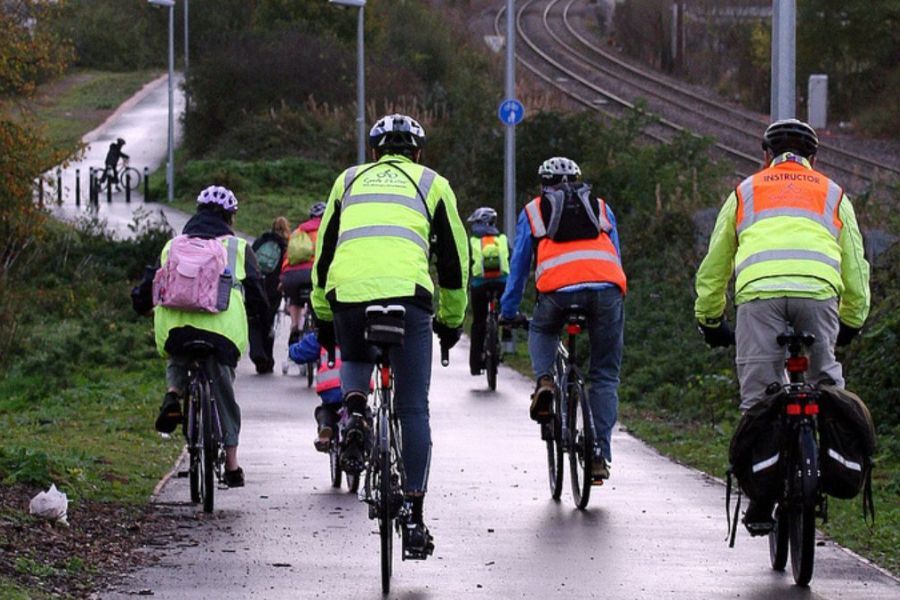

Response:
(329, 0), (367, 165)
(149, 0), (175, 202)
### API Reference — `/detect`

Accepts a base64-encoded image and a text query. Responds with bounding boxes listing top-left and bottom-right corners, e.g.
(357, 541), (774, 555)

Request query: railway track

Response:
(495, 0), (899, 191)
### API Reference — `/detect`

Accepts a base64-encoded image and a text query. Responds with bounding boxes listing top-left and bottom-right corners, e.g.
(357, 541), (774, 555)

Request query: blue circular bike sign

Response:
(498, 99), (525, 125)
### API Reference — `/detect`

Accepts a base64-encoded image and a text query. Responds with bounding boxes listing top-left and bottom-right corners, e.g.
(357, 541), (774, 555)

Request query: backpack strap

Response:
(575, 185), (603, 233)
(224, 236), (244, 295)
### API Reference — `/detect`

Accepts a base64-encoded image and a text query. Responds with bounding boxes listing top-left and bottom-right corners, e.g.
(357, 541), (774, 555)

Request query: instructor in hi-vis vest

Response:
(694, 119), (870, 532)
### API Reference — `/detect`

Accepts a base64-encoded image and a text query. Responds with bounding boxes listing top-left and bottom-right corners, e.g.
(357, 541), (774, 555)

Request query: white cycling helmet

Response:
(369, 113), (426, 151)
(309, 202), (326, 218)
(538, 156), (581, 184)
(196, 185), (238, 213)
(467, 207), (498, 226)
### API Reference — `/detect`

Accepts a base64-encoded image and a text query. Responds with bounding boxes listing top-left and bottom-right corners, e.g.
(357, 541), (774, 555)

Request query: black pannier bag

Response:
(728, 391), (786, 503)
(817, 385), (876, 503)
(539, 183), (609, 242)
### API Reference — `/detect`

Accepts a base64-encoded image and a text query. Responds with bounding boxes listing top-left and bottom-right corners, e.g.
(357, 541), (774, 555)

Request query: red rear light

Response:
(786, 403), (801, 415)
(566, 324), (582, 335)
(786, 356), (808, 373)
(804, 403), (819, 415)
(380, 367), (390, 389)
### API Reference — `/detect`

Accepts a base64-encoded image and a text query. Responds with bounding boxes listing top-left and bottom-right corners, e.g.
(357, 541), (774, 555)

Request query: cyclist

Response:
(99, 137), (129, 190)
(311, 113), (468, 556)
(694, 118), (870, 533)
(249, 216), (291, 373)
(135, 186), (269, 488)
(500, 156), (626, 482)
(466, 207), (510, 376)
(281, 203), (325, 346)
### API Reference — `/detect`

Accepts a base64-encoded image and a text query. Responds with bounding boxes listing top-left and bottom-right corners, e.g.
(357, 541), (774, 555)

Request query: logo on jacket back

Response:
(362, 168), (405, 190)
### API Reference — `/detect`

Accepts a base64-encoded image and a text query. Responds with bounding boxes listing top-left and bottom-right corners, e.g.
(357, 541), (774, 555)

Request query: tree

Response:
(0, 0), (72, 277)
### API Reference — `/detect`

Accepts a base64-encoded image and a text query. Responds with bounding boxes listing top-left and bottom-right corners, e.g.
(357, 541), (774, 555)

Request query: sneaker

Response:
(591, 449), (610, 482)
(402, 521), (435, 560)
(223, 467), (245, 488)
(530, 376), (555, 423)
(155, 391), (183, 433)
(743, 500), (775, 536)
(339, 417), (369, 474)
(314, 425), (333, 453)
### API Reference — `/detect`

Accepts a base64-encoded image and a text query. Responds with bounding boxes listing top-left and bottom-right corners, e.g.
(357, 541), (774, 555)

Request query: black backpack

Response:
(538, 183), (608, 242)
(818, 385), (876, 521)
(728, 391), (786, 503)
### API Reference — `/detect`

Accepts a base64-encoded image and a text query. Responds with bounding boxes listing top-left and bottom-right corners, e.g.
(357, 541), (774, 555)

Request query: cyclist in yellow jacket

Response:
(311, 113), (469, 557)
(466, 207), (510, 375)
(694, 119), (870, 532)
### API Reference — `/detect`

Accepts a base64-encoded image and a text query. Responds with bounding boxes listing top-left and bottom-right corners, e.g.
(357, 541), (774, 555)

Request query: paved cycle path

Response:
(105, 324), (899, 599)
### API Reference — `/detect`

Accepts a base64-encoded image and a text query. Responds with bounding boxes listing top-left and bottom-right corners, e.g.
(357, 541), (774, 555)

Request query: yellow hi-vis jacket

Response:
(695, 153), (870, 328)
(311, 154), (469, 327)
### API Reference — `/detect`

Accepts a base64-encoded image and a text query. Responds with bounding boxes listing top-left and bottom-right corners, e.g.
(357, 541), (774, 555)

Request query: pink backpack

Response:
(153, 235), (239, 313)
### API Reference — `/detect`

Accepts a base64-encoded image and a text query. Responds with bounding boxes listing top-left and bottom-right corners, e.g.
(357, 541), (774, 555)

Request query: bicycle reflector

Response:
(786, 403), (802, 415)
(566, 323), (582, 335)
(786, 356), (809, 373)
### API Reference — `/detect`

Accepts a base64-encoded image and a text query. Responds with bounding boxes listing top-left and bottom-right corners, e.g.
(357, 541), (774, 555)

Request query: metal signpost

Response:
(148, 0), (176, 202)
(330, 0), (367, 165)
(503, 0), (518, 242)
(770, 0), (796, 120)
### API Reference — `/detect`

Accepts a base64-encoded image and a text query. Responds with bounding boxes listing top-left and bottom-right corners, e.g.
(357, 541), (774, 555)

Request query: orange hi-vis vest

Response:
(733, 157), (844, 294)
(315, 347), (342, 394)
(524, 196), (627, 294)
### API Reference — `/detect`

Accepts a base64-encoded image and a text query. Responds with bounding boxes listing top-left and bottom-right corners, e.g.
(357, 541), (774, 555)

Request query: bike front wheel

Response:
(377, 410), (393, 594)
(484, 315), (499, 391)
(329, 443), (342, 489)
(568, 383), (594, 509)
(121, 166), (141, 191)
(789, 506), (816, 586)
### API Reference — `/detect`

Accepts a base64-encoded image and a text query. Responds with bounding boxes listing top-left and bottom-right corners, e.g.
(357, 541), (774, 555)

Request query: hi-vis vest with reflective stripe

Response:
(316, 347), (341, 393)
(154, 235), (249, 357)
(325, 159), (438, 302)
(470, 234), (509, 278)
(734, 159), (844, 295)
(524, 196), (627, 294)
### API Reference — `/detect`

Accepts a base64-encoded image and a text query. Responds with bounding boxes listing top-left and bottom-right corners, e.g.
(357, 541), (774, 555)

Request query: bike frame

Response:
(554, 319), (594, 448)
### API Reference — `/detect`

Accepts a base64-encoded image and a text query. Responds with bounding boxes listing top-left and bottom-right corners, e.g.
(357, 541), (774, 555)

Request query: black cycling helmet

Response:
(368, 114), (426, 152)
(762, 119), (818, 158)
(309, 202), (326, 218)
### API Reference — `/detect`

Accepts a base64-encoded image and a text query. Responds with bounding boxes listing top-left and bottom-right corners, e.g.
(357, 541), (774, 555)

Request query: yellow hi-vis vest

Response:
(470, 234), (509, 279)
(154, 236), (249, 357)
(734, 159), (844, 296)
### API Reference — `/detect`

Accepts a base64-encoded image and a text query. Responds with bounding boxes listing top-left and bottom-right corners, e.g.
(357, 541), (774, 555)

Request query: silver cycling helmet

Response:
(762, 119), (819, 158)
(309, 202), (326, 218)
(369, 113), (426, 151)
(467, 207), (498, 226)
(538, 156), (582, 184)
(196, 185), (238, 213)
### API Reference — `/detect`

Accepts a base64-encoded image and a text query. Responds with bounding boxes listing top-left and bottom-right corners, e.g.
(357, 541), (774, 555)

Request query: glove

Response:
(433, 320), (462, 350)
(836, 322), (860, 347)
(697, 318), (735, 348)
(315, 318), (336, 356)
(500, 312), (528, 328)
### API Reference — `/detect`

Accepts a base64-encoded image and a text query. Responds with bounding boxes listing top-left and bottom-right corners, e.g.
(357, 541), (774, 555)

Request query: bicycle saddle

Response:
(182, 340), (216, 360)
(776, 330), (816, 348)
(564, 305), (588, 326)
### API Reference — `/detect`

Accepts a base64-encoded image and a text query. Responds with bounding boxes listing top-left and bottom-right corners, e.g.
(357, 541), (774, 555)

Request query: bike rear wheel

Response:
(186, 396), (201, 504)
(329, 442), (342, 489)
(346, 471), (360, 493)
(790, 427), (819, 586)
(484, 315), (499, 391)
(199, 382), (216, 513)
(546, 395), (564, 500)
(302, 305), (316, 387)
(377, 412), (393, 594)
(568, 383), (594, 509)
(769, 504), (789, 570)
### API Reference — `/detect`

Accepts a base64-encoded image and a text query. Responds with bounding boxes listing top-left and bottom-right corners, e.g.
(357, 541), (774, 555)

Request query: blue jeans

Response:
(528, 287), (624, 461)
(335, 303), (433, 493)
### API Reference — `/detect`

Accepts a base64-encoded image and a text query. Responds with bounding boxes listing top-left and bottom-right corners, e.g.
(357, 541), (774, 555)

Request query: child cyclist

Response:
(289, 331), (343, 450)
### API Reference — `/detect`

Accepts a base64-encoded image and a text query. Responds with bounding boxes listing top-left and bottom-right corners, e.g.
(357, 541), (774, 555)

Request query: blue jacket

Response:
(500, 203), (622, 319)
(288, 332), (342, 404)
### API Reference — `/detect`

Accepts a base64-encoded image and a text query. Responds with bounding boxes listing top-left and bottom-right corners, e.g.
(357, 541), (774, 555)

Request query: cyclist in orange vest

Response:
(500, 157), (627, 481)
(695, 119), (870, 534)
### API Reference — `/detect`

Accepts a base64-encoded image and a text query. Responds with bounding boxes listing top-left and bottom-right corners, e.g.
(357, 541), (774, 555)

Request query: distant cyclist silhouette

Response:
(99, 137), (130, 190)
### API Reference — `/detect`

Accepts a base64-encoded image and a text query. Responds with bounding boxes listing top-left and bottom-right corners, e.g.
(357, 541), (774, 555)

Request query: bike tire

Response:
(769, 504), (789, 571)
(200, 382), (215, 513)
(378, 411), (393, 594)
(121, 167), (141, 191)
(568, 383), (594, 509)
(546, 395), (564, 501)
(330, 443), (342, 489)
(189, 448), (201, 504)
(347, 471), (360, 493)
(186, 393), (201, 504)
(485, 315), (499, 391)
(790, 426), (819, 586)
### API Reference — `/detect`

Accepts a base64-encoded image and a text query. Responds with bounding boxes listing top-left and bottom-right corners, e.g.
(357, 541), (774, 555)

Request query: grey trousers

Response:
(167, 356), (240, 447)
(735, 297), (843, 411)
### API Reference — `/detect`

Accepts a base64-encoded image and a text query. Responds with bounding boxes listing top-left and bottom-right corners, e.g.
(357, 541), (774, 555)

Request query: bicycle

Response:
(358, 305), (449, 594)
(281, 291), (316, 387)
(765, 328), (826, 586)
(328, 408), (360, 493)
(545, 306), (596, 509)
(181, 341), (227, 514)
(97, 160), (141, 192)
(482, 287), (502, 391)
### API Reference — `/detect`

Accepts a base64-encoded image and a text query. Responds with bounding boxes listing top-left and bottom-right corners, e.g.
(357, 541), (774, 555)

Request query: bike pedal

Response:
(590, 478), (605, 486)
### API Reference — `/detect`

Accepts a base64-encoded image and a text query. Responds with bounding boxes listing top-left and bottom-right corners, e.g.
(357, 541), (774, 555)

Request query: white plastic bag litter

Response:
(29, 484), (69, 525)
